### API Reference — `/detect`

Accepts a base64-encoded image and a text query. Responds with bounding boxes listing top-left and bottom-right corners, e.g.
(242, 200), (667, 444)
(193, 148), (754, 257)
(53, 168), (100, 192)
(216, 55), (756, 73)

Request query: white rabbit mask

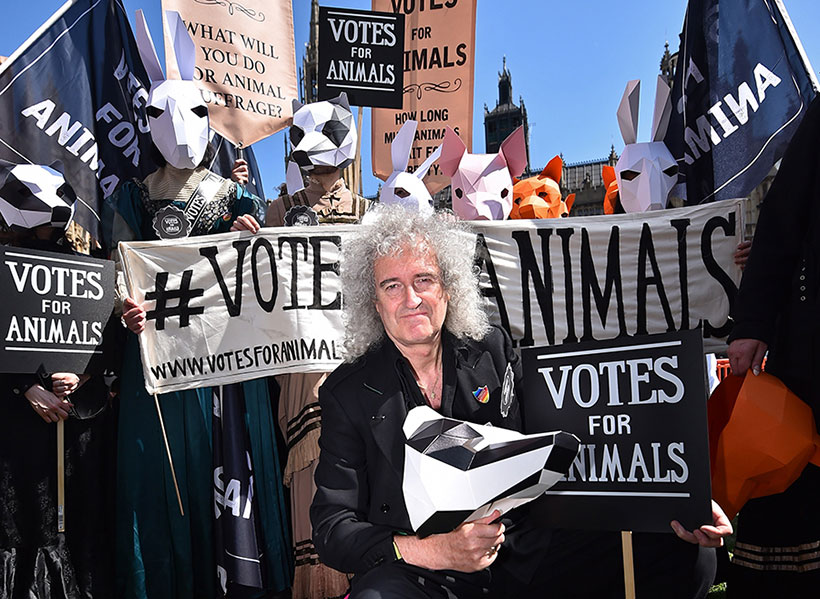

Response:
(136, 10), (209, 170)
(614, 76), (678, 212)
(439, 126), (527, 221)
(378, 120), (441, 215)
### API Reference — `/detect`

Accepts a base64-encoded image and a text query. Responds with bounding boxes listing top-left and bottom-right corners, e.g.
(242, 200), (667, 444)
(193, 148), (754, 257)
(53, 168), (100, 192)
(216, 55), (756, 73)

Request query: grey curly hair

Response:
(341, 205), (490, 361)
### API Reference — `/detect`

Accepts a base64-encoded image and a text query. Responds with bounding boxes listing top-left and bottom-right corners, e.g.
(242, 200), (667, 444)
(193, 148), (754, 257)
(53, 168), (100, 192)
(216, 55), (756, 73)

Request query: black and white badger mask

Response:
(135, 10), (209, 170)
(0, 162), (76, 231)
(402, 405), (580, 537)
(285, 93), (357, 195)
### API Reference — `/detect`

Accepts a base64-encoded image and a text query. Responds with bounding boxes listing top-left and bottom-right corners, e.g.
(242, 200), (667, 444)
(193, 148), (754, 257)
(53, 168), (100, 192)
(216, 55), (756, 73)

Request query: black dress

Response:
(727, 95), (820, 596)
(0, 238), (114, 598)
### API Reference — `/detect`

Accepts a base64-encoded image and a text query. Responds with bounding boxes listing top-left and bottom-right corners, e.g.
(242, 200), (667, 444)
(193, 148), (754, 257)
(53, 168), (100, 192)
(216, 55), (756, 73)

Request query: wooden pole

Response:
(154, 394), (184, 516)
(621, 530), (636, 599)
(56, 419), (65, 532)
(355, 105), (364, 196)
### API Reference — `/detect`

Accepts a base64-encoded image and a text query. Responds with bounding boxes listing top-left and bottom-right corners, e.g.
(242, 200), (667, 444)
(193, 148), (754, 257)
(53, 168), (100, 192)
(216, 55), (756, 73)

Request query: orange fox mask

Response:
(510, 156), (575, 219)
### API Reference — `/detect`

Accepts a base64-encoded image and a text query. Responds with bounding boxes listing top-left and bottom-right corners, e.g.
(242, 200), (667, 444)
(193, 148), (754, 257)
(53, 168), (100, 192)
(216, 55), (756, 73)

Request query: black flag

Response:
(0, 0), (156, 243)
(213, 384), (265, 594)
(665, 0), (818, 204)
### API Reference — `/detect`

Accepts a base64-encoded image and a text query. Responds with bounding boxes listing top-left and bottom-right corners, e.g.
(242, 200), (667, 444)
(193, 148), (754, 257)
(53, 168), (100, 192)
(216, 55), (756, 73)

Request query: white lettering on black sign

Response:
(521, 330), (712, 533)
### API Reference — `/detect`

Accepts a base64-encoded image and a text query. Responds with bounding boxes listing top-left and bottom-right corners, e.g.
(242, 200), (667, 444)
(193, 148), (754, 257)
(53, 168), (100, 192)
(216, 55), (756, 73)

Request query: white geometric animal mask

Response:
(439, 126), (527, 220)
(0, 162), (76, 231)
(286, 93), (357, 195)
(378, 120), (441, 215)
(402, 406), (580, 537)
(614, 76), (678, 212)
(135, 10), (209, 170)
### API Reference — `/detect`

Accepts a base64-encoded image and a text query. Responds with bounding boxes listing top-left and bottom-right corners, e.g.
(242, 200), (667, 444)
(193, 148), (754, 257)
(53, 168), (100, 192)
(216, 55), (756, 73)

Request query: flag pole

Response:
(57, 419), (65, 532)
(621, 530), (636, 599)
(154, 393), (185, 516)
(772, 0), (820, 92)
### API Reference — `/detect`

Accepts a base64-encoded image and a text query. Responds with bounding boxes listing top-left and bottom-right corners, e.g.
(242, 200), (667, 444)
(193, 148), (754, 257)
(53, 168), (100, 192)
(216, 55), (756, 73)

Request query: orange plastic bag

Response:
(708, 371), (820, 519)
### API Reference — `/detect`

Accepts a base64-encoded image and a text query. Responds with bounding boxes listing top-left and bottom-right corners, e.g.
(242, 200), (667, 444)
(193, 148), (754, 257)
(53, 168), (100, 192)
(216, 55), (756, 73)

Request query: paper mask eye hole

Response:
(455, 188), (463, 198)
(538, 191), (548, 198)
(500, 188), (509, 198)
(290, 126), (305, 146)
(191, 105), (208, 118)
(663, 165), (679, 177)
(621, 170), (640, 181)
(394, 187), (411, 198)
(146, 105), (163, 119)
(321, 120), (347, 146)
(514, 198), (521, 205)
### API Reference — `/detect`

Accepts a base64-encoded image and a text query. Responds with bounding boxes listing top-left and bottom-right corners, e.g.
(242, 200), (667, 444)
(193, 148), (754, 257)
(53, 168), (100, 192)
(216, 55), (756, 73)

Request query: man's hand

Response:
(123, 297), (147, 334)
(727, 338), (767, 376)
(230, 214), (261, 234)
(670, 500), (733, 547)
(231, 158), (249, 185)
(25, 385), (73, 423)
(394, 510), (505, 573)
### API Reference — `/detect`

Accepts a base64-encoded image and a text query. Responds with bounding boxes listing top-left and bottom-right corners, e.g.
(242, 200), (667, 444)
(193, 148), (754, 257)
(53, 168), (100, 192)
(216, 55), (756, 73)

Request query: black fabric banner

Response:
(213, 383), (264, 594)
(0, 0), (157, 243)
(665, 0), (817, 204)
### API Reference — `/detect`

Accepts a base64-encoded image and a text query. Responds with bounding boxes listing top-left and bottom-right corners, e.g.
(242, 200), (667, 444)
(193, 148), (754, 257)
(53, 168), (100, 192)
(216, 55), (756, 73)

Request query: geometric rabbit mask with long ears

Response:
(614, 76), (678, 212)
(135, 10), (209, 170)
(378, 120), (441, 215)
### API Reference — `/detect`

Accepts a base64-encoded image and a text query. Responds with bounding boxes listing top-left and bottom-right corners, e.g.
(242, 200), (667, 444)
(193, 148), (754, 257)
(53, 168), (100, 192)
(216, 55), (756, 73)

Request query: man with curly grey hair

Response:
(310, 205), (539, 598)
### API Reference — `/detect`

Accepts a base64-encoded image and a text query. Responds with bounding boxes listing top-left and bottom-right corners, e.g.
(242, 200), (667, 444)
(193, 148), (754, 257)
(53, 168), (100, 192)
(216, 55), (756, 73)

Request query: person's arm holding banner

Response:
(231, 158), (249, 185)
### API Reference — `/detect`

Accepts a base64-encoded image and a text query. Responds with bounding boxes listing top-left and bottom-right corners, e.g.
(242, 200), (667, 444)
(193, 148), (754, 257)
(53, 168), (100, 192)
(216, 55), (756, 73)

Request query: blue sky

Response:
(2, 0), (819, 199)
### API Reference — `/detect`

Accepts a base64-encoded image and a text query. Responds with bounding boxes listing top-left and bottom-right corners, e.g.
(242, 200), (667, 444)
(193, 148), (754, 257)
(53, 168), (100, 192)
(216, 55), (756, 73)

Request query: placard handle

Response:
(57, 419), (65, 532)
(621, 530), (636, 599)
(154, 393), (184, 516)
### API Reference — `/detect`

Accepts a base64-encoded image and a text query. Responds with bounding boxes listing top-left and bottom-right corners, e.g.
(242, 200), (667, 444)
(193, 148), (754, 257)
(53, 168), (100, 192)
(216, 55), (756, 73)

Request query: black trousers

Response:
(349, 561), (497, 599)
(516, 530), (716, 599)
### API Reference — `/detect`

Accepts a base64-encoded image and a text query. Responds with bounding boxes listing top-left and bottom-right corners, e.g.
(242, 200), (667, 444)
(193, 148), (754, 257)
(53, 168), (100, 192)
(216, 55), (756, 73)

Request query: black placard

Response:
(0, 246), (116, 374)
(521, 330), (712, 532)
(318, 6), (405, 108)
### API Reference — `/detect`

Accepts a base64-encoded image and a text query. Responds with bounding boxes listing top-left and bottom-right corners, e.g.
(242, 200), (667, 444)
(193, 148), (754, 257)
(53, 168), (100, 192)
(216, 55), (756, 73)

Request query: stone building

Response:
(484, 57), (530, 169)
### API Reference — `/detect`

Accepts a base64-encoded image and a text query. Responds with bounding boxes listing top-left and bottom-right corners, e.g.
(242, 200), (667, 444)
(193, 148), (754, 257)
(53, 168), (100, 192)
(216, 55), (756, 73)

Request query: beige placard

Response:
(371, 0), (476, 191)
(162, 0), (298, 146)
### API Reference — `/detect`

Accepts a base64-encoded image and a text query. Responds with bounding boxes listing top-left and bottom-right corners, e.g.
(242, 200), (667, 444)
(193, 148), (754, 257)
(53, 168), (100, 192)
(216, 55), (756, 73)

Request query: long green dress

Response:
(105, 167), (292, 599)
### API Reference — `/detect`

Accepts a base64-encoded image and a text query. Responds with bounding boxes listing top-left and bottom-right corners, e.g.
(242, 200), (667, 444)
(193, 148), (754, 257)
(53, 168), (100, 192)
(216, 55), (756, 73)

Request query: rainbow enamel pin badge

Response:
(472, 385), (490, 404)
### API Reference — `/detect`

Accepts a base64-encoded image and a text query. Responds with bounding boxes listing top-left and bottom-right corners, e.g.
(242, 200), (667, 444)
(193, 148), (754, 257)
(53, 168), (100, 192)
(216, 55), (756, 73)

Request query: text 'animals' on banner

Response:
(119, 200), (744, 394)
(371, 0), (475, 190)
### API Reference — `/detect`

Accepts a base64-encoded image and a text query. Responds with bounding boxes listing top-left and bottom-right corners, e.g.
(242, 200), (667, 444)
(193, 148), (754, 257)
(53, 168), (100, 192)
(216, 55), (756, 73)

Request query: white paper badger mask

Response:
(402, 405), (579, 538)
(135, 9), (209, 170)
(378, 120), (441, 215)
(614, 76), (678, 212)
(0, 162), (76, 230)
(285, 93), (357, 195)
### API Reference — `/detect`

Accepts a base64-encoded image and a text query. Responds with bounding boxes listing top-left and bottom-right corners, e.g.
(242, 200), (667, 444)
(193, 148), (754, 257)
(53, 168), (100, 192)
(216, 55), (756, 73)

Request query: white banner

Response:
(120, 200), (744, 394)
